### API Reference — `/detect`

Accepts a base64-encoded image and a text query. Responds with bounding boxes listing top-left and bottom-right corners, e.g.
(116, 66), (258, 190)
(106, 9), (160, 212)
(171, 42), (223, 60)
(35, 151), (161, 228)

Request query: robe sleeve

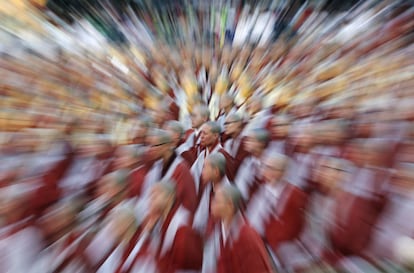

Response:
(265, 184), (309, 250)
(238, 226), (274, 273)
(219, 149), (236, 182)
(169, 226), (204, 271)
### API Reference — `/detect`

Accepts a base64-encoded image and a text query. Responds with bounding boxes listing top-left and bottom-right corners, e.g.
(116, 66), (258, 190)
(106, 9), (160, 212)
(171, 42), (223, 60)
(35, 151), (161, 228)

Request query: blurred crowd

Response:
(1, 0), (414, 273)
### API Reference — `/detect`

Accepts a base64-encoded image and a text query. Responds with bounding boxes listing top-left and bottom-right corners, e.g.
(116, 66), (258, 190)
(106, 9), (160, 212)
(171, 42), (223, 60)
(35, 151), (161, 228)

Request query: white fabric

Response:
(368, 192), (414, 260)
(242, 108), (272, 136)
(223, 132), (243, 158)
(193, 177), (231, 233)
(0, 226), (43, 273)
(139, 156), (185, 220)
(121, 232), (149, 271)
(84, 223), (116, 266)
(285, 152), (314, 188)
(344, 167), (389, 199)
(264, 140), (286, 157)
(160, 206), (190, 257)
(191, 144), (224, 194)
(234, 156), (260, 200)
(30, 232), (88, 273)
(246, 183), (284, 236)
(202, 224), (221, 273)
(97, 244), (124, 273)
(59, 157), (98, 196)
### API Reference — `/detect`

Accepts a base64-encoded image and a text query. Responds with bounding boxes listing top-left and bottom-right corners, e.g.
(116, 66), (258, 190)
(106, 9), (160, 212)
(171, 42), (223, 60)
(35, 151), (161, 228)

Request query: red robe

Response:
(123, 205), (203, 273)
(143, 153), (197, 214)
(265, 183), (309, 251)
(223, 135), (249, 175)
(215, 216), (274, 273)
(128, 164), (151, 198)
(324, 166), (389, 263)
(190, 141), (235, 195)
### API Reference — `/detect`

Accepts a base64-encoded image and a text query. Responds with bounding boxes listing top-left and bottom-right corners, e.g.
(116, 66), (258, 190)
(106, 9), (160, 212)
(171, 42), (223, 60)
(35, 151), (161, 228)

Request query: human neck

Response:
(253, 149), (263, 159)
(161, 201), (174, 222)
(212, 176), (224, 187)
(207, 139), (219, 152)
(162, 150), (174, 162)
(232, 130), (241, 139)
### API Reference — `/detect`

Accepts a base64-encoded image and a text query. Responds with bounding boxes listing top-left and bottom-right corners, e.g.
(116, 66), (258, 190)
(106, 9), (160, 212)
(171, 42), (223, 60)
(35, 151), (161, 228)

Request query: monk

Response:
(142, 130), (197, 215)
(204, 184), (275, 273)
(121, 180), (203, 273)
(223, 113), (249, 174)
(193, 153), (232, 237)
(191, 121), (235, 194)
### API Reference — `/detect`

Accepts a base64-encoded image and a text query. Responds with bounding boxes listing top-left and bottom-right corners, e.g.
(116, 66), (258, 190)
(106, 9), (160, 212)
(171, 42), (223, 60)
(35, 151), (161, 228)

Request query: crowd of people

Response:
(1, 0), (414, 273)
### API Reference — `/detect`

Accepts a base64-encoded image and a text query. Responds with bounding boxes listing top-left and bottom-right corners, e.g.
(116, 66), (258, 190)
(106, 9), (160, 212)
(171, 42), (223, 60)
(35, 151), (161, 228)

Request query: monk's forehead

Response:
(201, 123), (212, 132)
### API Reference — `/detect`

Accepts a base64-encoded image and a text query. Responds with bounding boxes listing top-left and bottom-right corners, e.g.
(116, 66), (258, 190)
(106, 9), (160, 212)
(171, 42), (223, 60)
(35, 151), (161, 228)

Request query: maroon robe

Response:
(123, 205), (203, 273)
(128, 164), (151, 198)
(223, 135), (249, 175)
(143, 153), (198, 214)
(216, 216), (274, 273)
(265, 183), (309, 251)
(324, 167), (389, 263)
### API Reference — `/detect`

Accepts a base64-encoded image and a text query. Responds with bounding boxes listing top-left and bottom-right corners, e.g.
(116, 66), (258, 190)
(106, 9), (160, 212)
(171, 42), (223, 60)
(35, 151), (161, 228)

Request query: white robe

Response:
(30, 232), (88, 273)
(234, 156), (261, 200)
(223, 132), (243, 158)
(0, 224), (43, 273)
(193, 177), (231, 234)
(242, 108), (272, 136)
(367, 189), (414, 260)
(191, 144), (225, 194)
(246, 183), (284, 236)
(137, 156), (187, 220)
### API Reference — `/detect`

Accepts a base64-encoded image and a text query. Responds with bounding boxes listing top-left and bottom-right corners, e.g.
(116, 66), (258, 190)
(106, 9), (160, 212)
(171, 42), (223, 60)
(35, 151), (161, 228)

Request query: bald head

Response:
(222, 184), (243, 211)
(164, 120), (185, 146)
(148, 129), (172, 145)
(247, 96), (263, 116)
(261, 154), (289, 183)
(220, 94), (235, 112)
(207, 153), (226, 176)
(149, 179), (177, 216)
(211, 184), (243, 221)
(191, 104), (210, 129)
(225, 113), (244, 138)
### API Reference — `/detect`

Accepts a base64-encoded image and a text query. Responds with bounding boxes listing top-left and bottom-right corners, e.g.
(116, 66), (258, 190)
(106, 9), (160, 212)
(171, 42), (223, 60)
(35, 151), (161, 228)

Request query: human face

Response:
(200, 124), (217, 147)
(219, 97), (233, 112)
(317, 159), (346, 193)
(149, 185), (168, 217)
(245, 136), (262, 156)
(271, 118), (289, 139)
(97, 177), (122, 201)
(114, 149), (132, 170)
(191, 109), (205, 129)
(392, 164), (414, 192)
(224, 118), (241, 136)
(150, 108), (166, 127)
(164, 126), (181, 147)
(147, 136), (171, 160)
(246, 100), (260, 116)
(211, 187), (231, 220)
(201, 160), (214, 182)
(261, 158), (285, 183)
(41, 206), (74, 238)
